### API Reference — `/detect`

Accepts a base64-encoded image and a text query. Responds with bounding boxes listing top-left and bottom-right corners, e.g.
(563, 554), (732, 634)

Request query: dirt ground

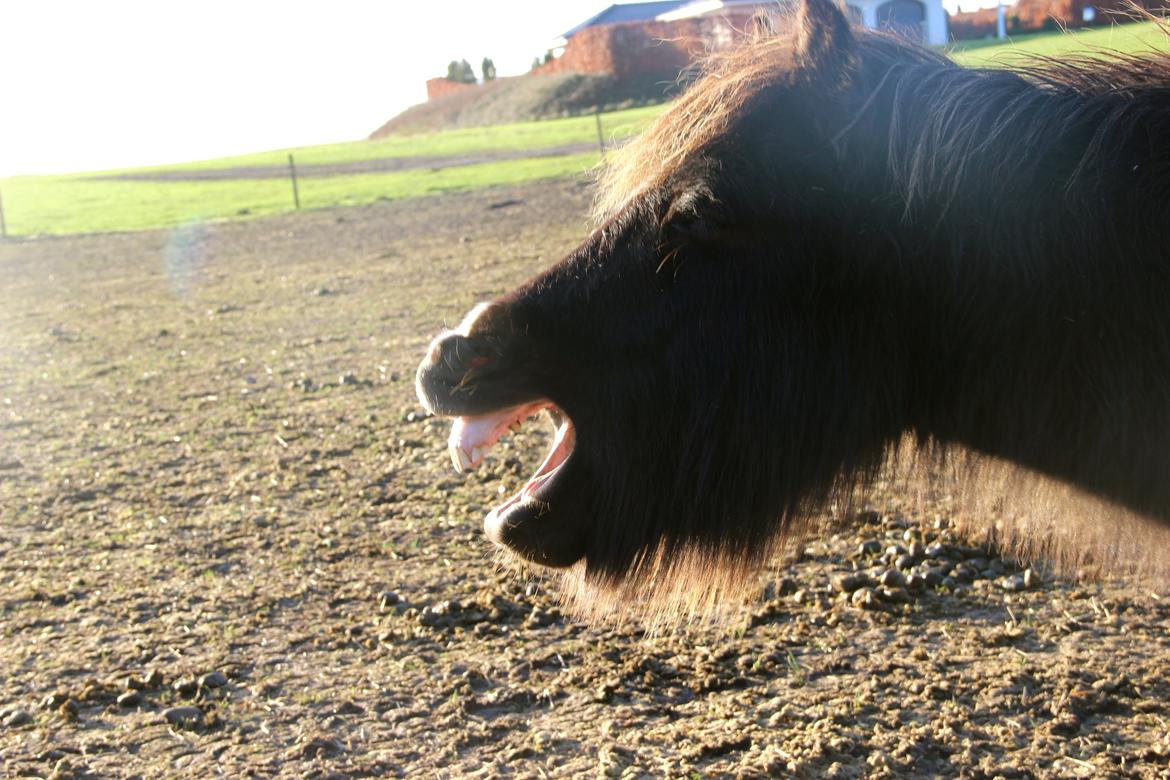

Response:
(1, 177), (1169, 779)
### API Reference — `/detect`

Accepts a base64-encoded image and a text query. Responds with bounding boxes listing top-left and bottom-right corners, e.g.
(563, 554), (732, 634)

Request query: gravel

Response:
(2, 179), (1169, 777)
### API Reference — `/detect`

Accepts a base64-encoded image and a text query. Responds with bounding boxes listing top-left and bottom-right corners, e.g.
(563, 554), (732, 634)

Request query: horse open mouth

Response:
(447, 401), (577, 551)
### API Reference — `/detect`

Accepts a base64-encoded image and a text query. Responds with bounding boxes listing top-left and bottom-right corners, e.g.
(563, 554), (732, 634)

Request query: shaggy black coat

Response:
(418, 0), (1170, 615)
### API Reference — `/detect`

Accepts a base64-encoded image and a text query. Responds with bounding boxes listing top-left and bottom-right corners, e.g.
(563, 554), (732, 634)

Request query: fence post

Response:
(594, 111), (606, 162)
(287, 153), (301, 209)
(0, 188), (7, 239)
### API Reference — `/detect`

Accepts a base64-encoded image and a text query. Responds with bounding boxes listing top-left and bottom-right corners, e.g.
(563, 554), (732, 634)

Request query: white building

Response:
(658, 0), (948, 47)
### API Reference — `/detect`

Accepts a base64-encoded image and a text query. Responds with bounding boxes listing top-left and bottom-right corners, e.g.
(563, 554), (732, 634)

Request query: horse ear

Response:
(794, 0), (855, 76)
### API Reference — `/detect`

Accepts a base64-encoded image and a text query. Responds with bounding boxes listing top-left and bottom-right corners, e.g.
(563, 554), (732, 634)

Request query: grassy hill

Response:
(370, 71), (685, 138)
(948, 17), (1170, 65)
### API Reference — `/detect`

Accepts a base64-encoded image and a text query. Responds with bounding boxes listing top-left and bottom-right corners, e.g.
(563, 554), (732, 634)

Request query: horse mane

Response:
(572, 15), (1170, 623)
(594, 17), (1170, 224)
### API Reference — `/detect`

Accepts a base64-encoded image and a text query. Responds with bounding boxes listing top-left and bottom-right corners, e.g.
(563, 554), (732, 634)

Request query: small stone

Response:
(116, 691), (141, 708)
(199, 671), (228, 689)
(908, 541), (925, 560)
(378, 591), (401, 611)
(832, 572), (872, 593)
(879, 569), (906, 589)
(526, 607), (557, 628)
(162, 706), (203, 728)
(884, 515), (910, 530)
(49, 757), (74, 779)
(885, 544), (907, 559)
(952, 563), (976, 582)
(338, 372), (358, 386)
(879, 586), (910, 604)
(925, 543), (947, 559)
(172, 678), (198, 697)
(41, 693), (68, 711)
(417, 606), (445, 627)
(1001, 574), (1027, 592)
(3, 709), (32, 727)
(851, 587), (878, 609)
(856, 510), (881, 525)
(1023, 568), (1039, 589)
(895, 553), (916, 571)
(923, 568), (944, 588)
(858, 540), (882, 556)
(57, 700), (79, 721)
(906, 573), (927, 591)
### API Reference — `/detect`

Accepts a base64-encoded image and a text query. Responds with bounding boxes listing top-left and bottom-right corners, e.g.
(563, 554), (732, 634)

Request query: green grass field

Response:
(106, 104), (666, 174)
(0, 104), (664, 237)
(2, 22), (1167, 237)
(948, 17), (1169, 65)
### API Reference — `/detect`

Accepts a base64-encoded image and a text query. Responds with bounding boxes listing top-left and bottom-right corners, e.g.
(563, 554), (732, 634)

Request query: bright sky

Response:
(1, 0), (981, 178)
(0, 0), (607, 177)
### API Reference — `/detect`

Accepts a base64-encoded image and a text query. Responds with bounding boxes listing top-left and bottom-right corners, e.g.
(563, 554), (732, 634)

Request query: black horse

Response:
(417, 0), (1170, 614)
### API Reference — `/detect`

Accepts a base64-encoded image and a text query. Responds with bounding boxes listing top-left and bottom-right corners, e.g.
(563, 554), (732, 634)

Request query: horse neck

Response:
(906, 200), (1170, 521)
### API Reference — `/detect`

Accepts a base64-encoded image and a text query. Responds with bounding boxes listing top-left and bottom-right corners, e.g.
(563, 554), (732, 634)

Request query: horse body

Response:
(417, 0), (1170, 613)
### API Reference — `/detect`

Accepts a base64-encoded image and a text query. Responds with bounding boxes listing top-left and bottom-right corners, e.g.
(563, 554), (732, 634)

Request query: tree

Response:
(445, 59), (476, 84)
(481, 57), (497, 81)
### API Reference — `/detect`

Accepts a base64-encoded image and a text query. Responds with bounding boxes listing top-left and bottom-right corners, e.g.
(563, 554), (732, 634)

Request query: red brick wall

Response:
(948, 7), (1000, 39)
(533, 11), (770, 78)
(950, 1), (1165, 41)
(1015, 0), (1167, 30)
(426, 78), (477, 101)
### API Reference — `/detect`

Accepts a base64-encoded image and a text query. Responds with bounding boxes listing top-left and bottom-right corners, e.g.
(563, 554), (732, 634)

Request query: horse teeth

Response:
(451, 446), (472, 473)
(471, 445), (484, 465)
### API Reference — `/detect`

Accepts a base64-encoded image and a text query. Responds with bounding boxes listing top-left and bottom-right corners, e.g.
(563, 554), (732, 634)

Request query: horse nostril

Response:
(423, 333), (488, 381)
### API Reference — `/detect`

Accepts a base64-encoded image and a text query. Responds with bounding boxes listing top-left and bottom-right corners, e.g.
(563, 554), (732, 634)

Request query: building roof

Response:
(561, 1), (693, 39)
(656, 0), (781, 21)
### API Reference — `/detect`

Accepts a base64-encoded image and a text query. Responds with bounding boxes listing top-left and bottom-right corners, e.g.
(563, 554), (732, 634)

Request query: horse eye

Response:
(668, 211), (716, 243)
(663, 188), (720, 242)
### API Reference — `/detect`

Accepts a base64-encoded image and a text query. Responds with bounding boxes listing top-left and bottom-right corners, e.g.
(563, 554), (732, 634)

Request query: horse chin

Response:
(483, 486), (587, 568)
(447, 402), (588, 568)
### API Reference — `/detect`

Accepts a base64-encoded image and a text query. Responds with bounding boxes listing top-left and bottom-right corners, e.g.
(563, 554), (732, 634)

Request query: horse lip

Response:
(482, 416), (583, 567)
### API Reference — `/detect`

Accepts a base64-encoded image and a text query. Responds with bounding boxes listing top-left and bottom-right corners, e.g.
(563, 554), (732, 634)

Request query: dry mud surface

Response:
(1, 178), (1170, 779)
